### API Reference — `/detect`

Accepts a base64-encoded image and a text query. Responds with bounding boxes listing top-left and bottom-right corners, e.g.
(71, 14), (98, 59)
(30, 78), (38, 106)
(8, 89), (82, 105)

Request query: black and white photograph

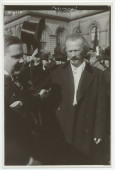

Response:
(2, 0), (113, 168)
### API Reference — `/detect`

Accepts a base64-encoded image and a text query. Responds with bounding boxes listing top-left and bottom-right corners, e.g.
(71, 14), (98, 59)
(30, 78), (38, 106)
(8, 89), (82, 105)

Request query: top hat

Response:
(21, 18), (45, 52)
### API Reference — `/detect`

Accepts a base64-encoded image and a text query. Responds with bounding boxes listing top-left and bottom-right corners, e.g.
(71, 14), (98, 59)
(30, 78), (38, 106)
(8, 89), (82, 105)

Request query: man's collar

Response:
(71, 61), (86, 72)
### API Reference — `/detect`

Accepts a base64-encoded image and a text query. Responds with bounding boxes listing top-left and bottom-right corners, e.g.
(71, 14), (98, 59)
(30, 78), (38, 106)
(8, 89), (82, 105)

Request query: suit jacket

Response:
(30, 64), (51, 93)
(4, 75), (41, 165)
(50, 62), (107, 157)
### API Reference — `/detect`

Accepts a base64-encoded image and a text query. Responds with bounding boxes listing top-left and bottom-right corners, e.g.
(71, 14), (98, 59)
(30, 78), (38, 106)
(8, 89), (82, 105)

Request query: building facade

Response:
(4, 9), (110, 55)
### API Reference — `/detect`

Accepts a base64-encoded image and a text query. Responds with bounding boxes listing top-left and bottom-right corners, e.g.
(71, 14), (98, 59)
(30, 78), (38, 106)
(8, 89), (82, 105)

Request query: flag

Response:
(93, 26), (98, 52)
(77, 20), (81, 33)
(35, 18), (45, 53)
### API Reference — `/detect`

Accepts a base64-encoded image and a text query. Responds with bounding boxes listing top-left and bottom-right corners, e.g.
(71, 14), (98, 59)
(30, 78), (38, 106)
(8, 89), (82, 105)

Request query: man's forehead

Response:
(66, 39), (83, 48)
(66, 39), (83, 50)
(6, 44), (23, 54)
(7, 44), (22, 50)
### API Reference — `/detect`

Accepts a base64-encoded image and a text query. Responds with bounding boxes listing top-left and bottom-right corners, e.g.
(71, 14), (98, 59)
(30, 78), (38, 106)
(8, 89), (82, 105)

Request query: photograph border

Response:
(1, 0), (114, 170)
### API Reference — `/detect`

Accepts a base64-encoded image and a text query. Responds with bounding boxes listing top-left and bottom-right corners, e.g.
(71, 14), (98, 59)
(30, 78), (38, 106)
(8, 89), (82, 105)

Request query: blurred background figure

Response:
(89, 51), (105, 71)
(84, 47), (94, 63)
(102, 45), (110, 69)
(99, 46), (105, 60)
(53, 43), (67, 62)
(40, 49), (56, 70)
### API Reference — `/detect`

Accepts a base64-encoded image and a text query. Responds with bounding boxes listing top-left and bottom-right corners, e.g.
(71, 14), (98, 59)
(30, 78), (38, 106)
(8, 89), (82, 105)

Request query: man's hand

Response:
(27, 157), (42, 165)
(10, 101), (23, 114)
(32, 48), (38, 57)
(39, 88), (51, 99)
(10, 101), (23, 108)
(94, 138), (102, 145)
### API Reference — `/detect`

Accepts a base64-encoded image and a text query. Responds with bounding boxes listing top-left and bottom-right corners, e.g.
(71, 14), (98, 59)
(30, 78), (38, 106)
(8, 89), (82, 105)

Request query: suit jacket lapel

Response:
(77, 64), (96, 103)
(62, 63), (96, 104)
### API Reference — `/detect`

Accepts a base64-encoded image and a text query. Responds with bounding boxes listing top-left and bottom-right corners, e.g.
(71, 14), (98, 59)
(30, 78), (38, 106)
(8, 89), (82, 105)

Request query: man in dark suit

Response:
(50, 33), (108, 164)
(4, 35), (50, 165)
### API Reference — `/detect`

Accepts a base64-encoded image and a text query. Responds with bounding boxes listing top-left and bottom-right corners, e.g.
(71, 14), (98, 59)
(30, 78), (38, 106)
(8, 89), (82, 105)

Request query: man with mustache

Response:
(50, 33), (108, 164)
(4, 35), (50, 165)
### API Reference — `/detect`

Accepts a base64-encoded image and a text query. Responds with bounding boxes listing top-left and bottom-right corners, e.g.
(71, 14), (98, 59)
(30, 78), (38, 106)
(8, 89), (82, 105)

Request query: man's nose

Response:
(71, 51), (76, 57)
(19, 57), (24, 63)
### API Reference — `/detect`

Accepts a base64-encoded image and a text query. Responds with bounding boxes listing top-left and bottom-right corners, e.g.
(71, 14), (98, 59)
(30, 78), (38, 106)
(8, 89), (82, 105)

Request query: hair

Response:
(65, 33), (89, 55)
(4, 35), (21, 49)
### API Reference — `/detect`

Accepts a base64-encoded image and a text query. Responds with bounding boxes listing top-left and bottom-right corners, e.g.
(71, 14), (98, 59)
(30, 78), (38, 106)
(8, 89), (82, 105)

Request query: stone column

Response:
(99, 30), (107, 48)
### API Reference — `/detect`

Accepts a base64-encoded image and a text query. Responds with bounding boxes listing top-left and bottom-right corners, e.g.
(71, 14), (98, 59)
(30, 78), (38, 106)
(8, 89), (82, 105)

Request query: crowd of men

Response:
(4, 33), (110, 165)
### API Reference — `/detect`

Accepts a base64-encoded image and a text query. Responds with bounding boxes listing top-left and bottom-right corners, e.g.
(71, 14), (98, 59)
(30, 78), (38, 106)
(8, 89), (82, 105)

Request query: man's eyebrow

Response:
(12, 54), (22, 58)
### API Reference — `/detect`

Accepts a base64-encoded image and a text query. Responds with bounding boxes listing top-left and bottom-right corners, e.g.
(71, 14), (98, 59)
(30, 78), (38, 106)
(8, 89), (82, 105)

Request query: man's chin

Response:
(70, 60), (80, 67)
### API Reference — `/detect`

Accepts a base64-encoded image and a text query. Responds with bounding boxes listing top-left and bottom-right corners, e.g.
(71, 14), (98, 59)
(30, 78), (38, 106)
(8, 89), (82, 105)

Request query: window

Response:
(41, 29), (50, 50)
(91, 26), (99, 44)
(107, 25), (110, 46)
(56, 28), (66, 45)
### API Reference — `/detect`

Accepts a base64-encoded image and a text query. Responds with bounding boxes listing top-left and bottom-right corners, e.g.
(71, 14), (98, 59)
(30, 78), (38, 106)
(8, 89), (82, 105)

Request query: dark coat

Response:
(4, 75), (41, 165)
(50, 62), (108, 159)
(30, 64), (51, 92)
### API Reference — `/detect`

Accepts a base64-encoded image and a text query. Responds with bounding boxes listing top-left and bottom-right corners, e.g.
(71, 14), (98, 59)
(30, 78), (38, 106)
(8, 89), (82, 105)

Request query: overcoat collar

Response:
(62, 61), (96, 103)
(77, 63), (96, 102)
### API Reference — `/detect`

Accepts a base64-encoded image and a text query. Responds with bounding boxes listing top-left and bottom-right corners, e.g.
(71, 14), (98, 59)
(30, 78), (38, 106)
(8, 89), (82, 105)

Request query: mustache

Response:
(71, 57), (79, 60)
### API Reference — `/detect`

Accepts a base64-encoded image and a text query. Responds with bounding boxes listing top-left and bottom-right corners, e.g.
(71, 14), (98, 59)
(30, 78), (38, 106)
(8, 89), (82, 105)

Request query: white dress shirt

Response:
(71, 61), (86, 106)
